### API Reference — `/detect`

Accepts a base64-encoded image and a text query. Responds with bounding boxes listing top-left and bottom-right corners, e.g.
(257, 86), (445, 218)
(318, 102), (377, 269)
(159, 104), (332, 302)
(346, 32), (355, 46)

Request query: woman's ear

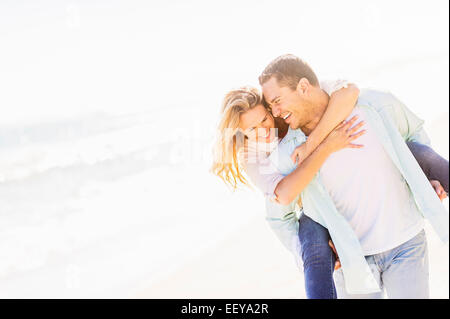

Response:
(296, 77), (310, 95)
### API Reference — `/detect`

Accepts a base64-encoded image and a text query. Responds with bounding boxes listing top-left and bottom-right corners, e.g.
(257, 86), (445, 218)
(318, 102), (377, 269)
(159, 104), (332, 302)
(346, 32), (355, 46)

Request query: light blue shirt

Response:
(253, 89), (448, 294)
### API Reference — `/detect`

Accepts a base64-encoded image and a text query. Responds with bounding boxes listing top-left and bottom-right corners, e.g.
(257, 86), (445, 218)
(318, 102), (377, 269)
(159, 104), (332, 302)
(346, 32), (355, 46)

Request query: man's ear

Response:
(296, 77), (310, 95)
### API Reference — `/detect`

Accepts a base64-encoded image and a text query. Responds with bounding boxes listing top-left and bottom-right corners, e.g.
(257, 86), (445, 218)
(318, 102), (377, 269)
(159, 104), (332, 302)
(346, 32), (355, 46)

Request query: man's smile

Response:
(282, 112), (292, 122)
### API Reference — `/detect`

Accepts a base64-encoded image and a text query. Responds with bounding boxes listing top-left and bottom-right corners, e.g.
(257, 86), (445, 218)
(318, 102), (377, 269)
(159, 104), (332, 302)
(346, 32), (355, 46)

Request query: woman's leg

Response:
(298, 213), (337, 299)
(406, 141), (449, 193)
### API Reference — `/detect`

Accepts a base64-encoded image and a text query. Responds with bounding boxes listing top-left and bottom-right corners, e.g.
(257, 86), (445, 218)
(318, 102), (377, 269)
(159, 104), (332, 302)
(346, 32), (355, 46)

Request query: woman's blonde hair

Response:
(211, 86), (263, 189)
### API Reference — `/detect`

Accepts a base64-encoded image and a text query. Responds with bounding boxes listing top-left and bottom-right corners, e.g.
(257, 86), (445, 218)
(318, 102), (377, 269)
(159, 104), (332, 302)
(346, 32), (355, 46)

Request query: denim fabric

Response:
(298, 213), (337, 299)
(407, 141), (449, 194)
(334, 230), (429, 299)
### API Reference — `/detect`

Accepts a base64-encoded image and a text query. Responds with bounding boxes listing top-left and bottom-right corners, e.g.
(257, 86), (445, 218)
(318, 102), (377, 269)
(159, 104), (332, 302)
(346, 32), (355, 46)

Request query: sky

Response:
(0, 0), (448, 124)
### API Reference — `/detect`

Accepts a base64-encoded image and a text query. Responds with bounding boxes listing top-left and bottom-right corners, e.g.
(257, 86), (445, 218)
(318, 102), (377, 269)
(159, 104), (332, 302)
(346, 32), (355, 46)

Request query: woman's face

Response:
(238, 104), (276, 143)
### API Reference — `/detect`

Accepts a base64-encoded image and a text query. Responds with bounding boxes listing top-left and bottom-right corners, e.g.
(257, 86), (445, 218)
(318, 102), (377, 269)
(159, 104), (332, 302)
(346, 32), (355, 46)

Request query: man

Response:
(255, 54), (448, 298)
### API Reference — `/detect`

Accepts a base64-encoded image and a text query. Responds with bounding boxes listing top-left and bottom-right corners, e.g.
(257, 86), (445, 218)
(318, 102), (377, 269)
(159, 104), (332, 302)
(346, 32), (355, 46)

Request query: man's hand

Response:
(328, 240), (341, 270)
(430, 180), (447, 201)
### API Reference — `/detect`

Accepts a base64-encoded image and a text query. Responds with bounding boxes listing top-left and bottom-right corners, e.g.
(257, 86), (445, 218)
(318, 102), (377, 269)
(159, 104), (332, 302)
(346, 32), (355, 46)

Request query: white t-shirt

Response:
(319, 108), (424, 255)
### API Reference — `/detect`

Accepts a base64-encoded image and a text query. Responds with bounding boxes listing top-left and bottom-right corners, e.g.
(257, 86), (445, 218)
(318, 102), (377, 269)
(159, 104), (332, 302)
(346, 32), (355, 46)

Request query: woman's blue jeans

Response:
(298, 213), (337, 299)
(406, 141), (449, 193)
(297, 141), (448, 299)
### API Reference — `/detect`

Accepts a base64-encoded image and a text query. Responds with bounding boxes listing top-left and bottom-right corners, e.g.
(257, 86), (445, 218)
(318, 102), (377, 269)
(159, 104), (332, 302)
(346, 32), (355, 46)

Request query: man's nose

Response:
(272, 105), (281, 117)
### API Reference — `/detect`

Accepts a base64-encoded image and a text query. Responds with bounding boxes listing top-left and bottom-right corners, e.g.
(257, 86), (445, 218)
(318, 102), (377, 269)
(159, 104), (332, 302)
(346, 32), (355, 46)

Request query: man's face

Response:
(261, 76), (311, 130)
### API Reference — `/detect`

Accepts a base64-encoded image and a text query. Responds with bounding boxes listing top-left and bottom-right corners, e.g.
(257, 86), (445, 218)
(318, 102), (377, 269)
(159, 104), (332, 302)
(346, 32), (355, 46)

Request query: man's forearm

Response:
(274, 143), (333, 205)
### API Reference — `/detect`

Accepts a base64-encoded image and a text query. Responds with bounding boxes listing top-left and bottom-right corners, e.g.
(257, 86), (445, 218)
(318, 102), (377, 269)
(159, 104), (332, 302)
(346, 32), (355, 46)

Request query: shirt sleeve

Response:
(243, 156), (284, 202)
(385, 92), (431, 146)
(264, 197), (303, 270)
(241, 137), (304, 270)
(320, 79), (349, 96)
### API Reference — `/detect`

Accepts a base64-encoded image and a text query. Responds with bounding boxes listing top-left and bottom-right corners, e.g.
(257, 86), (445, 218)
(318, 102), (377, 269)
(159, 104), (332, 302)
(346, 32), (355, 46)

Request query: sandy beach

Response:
(135, 214), (306, 299)
(135, 210), (449, 299)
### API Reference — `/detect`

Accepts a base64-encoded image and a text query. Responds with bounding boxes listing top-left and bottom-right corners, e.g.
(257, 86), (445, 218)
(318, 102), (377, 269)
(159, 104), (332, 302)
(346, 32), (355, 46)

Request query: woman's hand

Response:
(328, 240), (341, 270)
(290, 143), (310, 165)
(323, 115), (366, 154)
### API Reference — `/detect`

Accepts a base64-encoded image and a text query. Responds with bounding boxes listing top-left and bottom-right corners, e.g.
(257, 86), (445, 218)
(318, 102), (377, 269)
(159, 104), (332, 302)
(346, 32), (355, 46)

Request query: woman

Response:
(211, 81), (448, 298)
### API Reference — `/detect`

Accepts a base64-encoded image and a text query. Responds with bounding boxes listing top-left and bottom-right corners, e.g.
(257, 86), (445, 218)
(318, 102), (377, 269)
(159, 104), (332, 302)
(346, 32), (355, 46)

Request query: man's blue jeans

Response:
(298, 213), (337, 299)
(333, 230), (429, 298)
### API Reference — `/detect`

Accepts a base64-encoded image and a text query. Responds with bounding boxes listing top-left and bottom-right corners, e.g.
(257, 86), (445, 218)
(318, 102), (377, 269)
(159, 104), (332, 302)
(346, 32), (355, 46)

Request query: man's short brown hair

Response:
(258, 54), (319, 90)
